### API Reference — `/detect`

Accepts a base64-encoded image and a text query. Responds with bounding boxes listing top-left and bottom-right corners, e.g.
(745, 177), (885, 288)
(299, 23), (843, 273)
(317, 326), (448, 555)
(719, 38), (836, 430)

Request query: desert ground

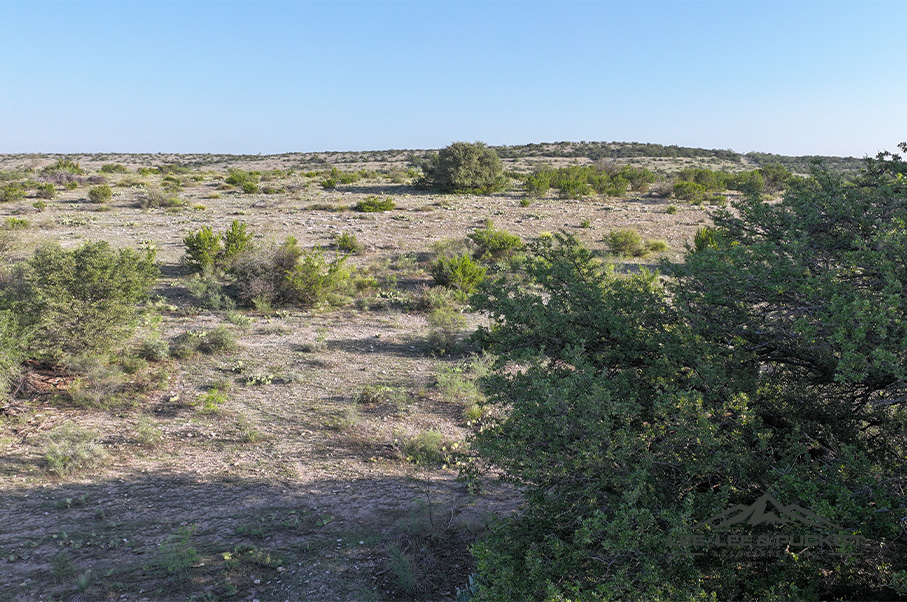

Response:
(0, 147), (753, 601)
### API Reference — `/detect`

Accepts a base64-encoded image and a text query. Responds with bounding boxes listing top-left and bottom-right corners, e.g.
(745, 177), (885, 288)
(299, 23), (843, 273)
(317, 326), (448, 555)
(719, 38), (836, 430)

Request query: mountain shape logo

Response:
(694, 493), (840, 530)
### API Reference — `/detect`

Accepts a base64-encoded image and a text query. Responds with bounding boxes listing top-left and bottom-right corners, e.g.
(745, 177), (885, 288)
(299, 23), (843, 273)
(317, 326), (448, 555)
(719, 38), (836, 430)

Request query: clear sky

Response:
(1, 0), (903, 157)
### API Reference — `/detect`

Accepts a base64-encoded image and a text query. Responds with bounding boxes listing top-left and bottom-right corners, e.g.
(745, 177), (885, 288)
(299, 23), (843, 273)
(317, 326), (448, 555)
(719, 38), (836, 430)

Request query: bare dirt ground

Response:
(0, 152), (720, 601)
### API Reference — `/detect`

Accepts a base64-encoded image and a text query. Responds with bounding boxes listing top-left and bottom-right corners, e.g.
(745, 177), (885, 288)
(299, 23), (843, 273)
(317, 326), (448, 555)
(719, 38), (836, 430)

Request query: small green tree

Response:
(468, 145), (907, 600)
(430, 253), (486, 294)
(88, 184), (112, 204)
(11, 242), (158, 361)
(220, 219), (253, 267)
(283, 247), (351, 307)
(420, 142), (507, 193)
(183, 226), (222, 272)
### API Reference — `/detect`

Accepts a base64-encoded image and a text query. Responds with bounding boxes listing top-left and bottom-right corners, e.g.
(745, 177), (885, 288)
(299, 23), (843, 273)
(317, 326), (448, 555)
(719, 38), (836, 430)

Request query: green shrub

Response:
(100, 163), (129, 174)
(430, 254), (486, 294)
(321, 178), (337, 189)
(12, 242), (158, 361)
(665, 204), (678, 214)
(469, 148), (907, 599)
(283, 247), (351, 307)
(419, 141), (507, 193)
(241, 181), (258, 194)
(161, 175), (183, 193)
(692, 226), (720, 252)
(645, 239), (669, 253)
(42, 158), (84, 175)
(137, 337), (169, 362)
(199, 325), (236, 354)
(399, 431), (456, 466)
(524, 171), (551, 197)
(35, 182), (56, 199)
(605, 228), (648, 257)
(231, 237), (303, 308)
(335, 231), (363, 254)
(64, 181), (79, 190)
(355, 196), (395, 212)
(758, 162), (793, 194)
(1, 184), (25, 203)
(184, 272), (234, 309)
(221, 219), (254, 267)
(467, 220), (522, 260)
(427, 306), (468, 354)
(672, 180), (709, 202)
(43, 424), (108, 476)
(88, 184), (112, 203)
(183, 226), (221, 272)
(4, 217), (29, 230)
(170, 327), (236, 359)
(197, 387), (227, 413)
(225, 169), (259, 187)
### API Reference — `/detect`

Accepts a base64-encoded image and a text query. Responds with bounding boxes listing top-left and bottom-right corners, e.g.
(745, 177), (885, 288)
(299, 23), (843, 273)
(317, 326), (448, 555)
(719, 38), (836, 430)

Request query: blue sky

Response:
(1, 0), (904, 157)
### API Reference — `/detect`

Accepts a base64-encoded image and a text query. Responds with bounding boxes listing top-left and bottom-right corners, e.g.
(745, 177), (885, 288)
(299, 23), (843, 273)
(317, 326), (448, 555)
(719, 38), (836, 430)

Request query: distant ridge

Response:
(0, 141), (866, 175)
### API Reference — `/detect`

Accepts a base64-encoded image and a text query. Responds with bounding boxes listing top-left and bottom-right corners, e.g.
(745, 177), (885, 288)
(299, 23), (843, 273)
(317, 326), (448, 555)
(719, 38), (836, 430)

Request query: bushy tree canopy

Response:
(420, 141), (507, 193)
(4, 241), (159, 362)
(468, 145), (907, 601)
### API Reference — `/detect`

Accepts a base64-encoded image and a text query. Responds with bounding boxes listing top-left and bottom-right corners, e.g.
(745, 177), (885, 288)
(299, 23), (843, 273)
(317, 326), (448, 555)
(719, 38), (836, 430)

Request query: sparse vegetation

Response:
(355, 195), (395, 212)
(335, 231), (363, 254)
(0, 144), (891, 602)
(43, 424), (109, 476)
(430, 253), (486, 294)
(88, 184), (112, 203)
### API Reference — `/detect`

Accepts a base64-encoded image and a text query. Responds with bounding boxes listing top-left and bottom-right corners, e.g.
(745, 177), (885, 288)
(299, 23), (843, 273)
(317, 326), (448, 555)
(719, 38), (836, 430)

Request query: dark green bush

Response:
(4, 217), (29, 231)
(35, 182), (56, 199)
(672, 180), (709, 203)
(758, 162), (794, 193)
(335, 231), (363, 254)
(220, 220), (254, 268)
(42, 159), (84, 175)
(100, 163), (129, 174)
(283, 247), (351, 307)
(419, 142), (507, 193)
(355, 196), (396, 212)
(183, 226), (221, 272)
(430, 254), (486, 294)
(183, 220), (253, 273)
(9, 241), (158, 361)
(225, 169), (260, 188)
(88, 184), (112, 204)
(523, 171), (551, 197)
(467, 220), (522, 260)
(1, 184), (25, 203)
(605, 228), (648, 257)
(468, 146), (907, 600)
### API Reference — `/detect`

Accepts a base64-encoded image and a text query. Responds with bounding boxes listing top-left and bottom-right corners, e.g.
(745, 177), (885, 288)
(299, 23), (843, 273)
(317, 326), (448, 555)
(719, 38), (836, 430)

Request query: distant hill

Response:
(490, 141), (865, 175)
(0, 141), (868, 176)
